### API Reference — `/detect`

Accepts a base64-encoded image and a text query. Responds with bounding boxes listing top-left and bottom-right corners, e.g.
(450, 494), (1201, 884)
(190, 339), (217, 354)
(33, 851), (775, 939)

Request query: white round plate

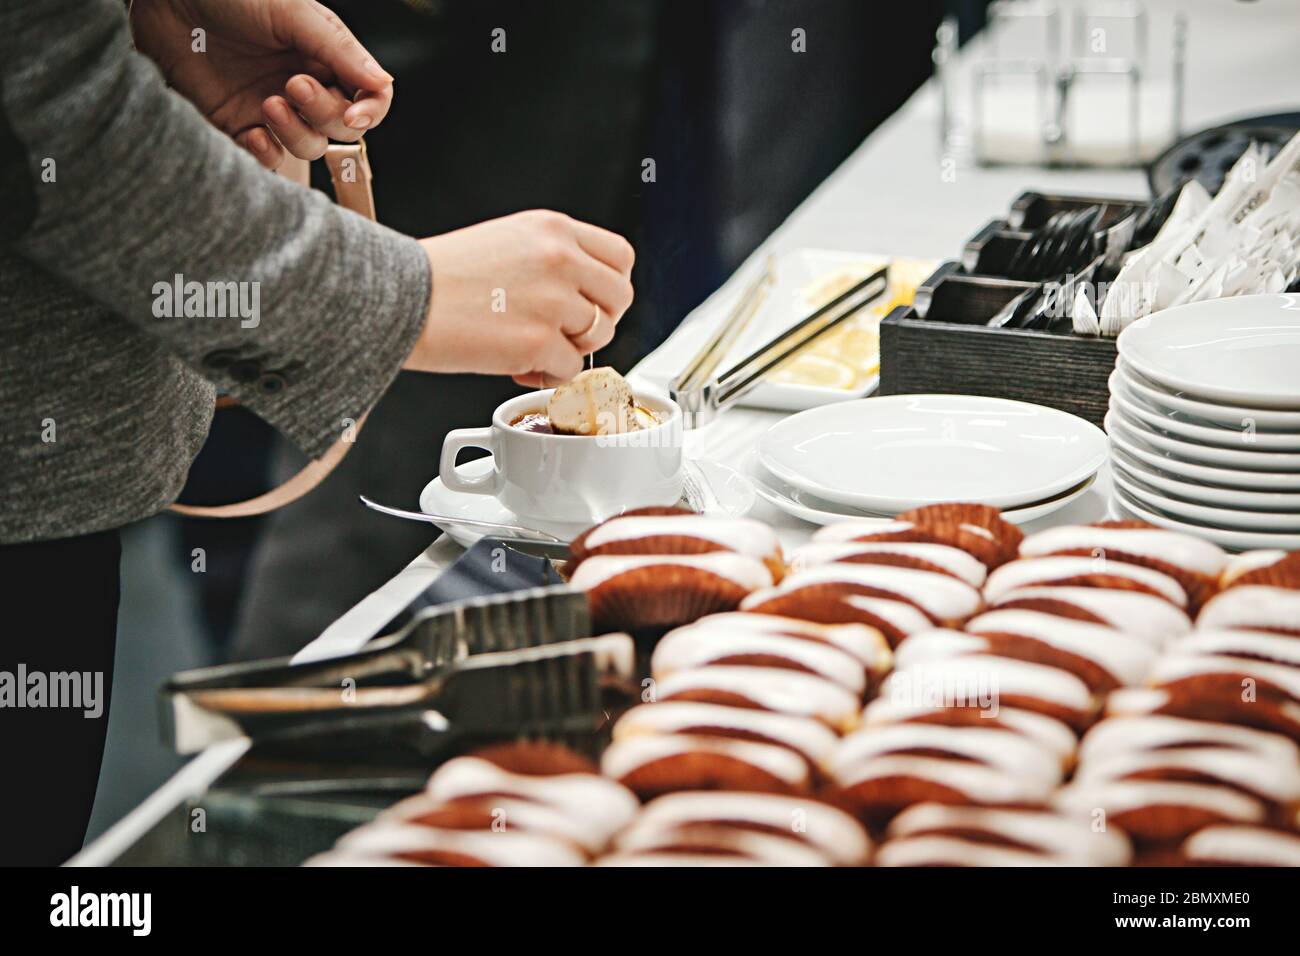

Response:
(1116, 294), (1300, 409)
(1116, 356), (1300, 431)
(1111, 467), (1300, 532)
(1111, 483), (1300, 552)
(1106, 406), (1300, 471)
(1106, 413), (1300, 491)
(757, 394), (1107, 512)
(744, 451), (1096, 527)
(419, 457), (755, 549)
(1110, 447), (1300, 512)
(1109, 371), (1300, 452)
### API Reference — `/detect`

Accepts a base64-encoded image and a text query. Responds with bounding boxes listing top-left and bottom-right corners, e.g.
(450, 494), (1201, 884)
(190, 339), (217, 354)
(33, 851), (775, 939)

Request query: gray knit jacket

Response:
(0, 0), (431, 543)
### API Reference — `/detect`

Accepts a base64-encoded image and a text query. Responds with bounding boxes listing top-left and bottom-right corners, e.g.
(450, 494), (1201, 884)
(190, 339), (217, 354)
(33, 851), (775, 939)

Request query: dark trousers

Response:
(0, 529), (119, 865)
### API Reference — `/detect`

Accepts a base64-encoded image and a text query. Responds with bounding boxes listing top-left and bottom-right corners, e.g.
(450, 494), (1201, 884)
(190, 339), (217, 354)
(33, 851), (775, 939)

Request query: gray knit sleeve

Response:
(0, 0), (430, 458)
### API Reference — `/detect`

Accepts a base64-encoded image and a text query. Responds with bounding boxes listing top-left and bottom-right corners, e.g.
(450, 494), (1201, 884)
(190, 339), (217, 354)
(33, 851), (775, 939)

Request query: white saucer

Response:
(1116, 294), (1300, 409)
(1110, 371), (1300, 452)
(1111, 483), (1300, 552)
(1106, 407), (1300, 471)
(744, 451), (1096, 527)
(1106, 413), (1300, 491)
(1116, 356), (1300, 431)
(1110, 447), (1300, 512)
(757, 394), (1107, 512)
(1111, 467), (1300, 532)
(419, 456), (756, 549)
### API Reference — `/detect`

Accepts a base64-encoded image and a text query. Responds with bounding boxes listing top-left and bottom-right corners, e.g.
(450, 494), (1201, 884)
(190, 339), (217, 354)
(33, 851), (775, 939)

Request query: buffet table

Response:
(70, 0), (1300, 866)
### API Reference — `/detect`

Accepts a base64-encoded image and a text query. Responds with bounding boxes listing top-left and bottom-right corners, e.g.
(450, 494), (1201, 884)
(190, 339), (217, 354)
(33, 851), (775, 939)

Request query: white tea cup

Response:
(439, 389), (684, 535)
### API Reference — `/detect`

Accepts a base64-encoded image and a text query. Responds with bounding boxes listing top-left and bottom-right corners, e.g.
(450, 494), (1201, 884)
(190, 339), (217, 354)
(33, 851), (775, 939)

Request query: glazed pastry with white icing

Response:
(1196, 586), (1300, 636)
(788, 541), (988, 588)
(653, 664), (862, 732)
(878, 654), (1098, 730)
(1053, 780), (1268, 842)
(1018, 523), (1227, 579)
(988, 586), (1192, 645)
(611, 823), (832, 866)
(334, 822), (589, 867)
(624, 791), (871, 865)
(1182, 824), (1300, 866)
(571, 512), (784, 578)
(861, 697), (1079, 763)
(882, 803), (1132, 867)
(744, 563), (983, 623)
(611, 701), (839, 769)
(600, 734), (813, 799)
(680, 612), (892, 675)
(984, 556), (1188, 607)
(652, 623), (868, 693)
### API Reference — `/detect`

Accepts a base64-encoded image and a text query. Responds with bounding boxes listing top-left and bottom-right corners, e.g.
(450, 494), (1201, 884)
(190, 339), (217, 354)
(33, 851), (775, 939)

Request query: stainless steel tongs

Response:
(670, 261), (890, 428)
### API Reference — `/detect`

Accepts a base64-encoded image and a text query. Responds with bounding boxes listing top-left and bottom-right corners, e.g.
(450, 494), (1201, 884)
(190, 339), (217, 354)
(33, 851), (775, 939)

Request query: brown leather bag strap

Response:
(169, 143), (376, 519)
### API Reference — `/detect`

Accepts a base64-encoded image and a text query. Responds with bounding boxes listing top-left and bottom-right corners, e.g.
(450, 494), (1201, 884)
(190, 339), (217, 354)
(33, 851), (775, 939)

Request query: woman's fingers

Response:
(572, 220), (636, 275)
(280, 0), (394, 94)
(576, 257), (635, 324)
(567, 303), (616, 354)
(343, 85), (394, 133)
(237, 127), (285, 170)
(284, 75), (360, 140)
(262, 96), (328, 160)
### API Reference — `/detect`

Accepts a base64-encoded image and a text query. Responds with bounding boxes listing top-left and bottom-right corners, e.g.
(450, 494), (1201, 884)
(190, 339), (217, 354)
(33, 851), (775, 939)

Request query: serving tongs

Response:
(671, 262), (889, 428)
(161, 586), (625, 754)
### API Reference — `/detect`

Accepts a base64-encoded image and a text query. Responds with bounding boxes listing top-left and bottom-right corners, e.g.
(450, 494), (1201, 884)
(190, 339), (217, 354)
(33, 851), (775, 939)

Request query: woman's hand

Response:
(129, 0), (394, 169)
(409, 211), (636, 387)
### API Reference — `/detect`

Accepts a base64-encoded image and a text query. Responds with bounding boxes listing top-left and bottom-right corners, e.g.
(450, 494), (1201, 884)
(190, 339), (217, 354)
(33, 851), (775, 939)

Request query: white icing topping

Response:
(651, 626), (867, 693)
(833, 724), (1063, 789)
(681, 612), (891, 671)
(1220, 550), (1289, 587)
(336, 822), (587, 866)
(860, 699), (1078, 762)
(1080, 715), (1298, 765)
(1075, 748), (1300, 803)
(752, 563), (983, 620)
(886, 804), (1131, 866)
(1183, 825), (1300, 866)
(840, 596), (936, 636)
(880, 655), (1095, 714)
(1197, 586), (1300, 633)
(992, 586), (1192, 645)
(593, 852), (766, 867)
(630, 792), (870, 865)
(582, 515), (780, 559)
(611, 702), (839, 766)
(893, 629), (991, 670)
(1176, 628), (1300, 667)
(875, 836), (1079, 867)
(1151, 653), (1300, 701)
(964, 609), (1157, 686)
(1103, 687), (1171, 716)
(1019, 525), (1226, 576)
(568, 552), (774, 591)
(653, 665), (860, 728)
(425, 758), (639, 839)
(380, 794), (618, 854)
(302, 853), (427, 867)
(813, 520), (916, 543)
(1053, 781), (1266, 823)
(788, 542), (987, 587)
(613, 824), (831, 866)
(600, 734), (811, 787)
(984, 556), (1187, 606)
(833, 754), (1057, 803)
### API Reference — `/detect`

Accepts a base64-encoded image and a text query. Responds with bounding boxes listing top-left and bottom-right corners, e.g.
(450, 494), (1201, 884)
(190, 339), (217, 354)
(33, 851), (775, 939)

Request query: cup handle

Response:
(439, 427), (501, 496)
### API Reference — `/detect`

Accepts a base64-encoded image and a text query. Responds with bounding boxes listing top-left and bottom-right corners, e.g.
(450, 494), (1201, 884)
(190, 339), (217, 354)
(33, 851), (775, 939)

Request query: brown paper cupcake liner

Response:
(587, 566), (754, 631)
(900, 503), (1024, 558)
(614, 751), (810, 802)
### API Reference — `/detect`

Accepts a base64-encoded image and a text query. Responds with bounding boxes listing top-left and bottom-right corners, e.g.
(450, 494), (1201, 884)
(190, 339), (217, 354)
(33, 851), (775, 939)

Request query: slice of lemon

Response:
(770, 354), (857, 390)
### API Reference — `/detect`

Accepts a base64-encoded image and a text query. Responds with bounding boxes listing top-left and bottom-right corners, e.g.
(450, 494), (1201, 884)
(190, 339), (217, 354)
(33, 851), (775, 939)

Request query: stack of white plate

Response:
(749, 394), (1108, 526)
(1109, 294), (1300, 550)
